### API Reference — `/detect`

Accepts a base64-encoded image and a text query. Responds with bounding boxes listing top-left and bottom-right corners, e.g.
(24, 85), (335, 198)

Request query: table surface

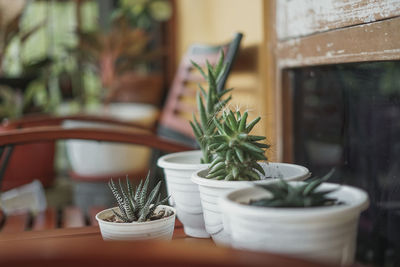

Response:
(0, 219), (331, 267)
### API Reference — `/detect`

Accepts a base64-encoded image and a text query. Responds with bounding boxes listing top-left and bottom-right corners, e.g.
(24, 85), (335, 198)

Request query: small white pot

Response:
(63, 103), (158, 177)
(219, 183), (369, 266)
(157, 150), (209, 238)
(96, 205), (176, 241)
(191, 162), (310, 245)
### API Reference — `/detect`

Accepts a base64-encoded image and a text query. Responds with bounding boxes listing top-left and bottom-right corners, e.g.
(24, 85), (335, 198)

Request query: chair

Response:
(159, 32), (243, 146)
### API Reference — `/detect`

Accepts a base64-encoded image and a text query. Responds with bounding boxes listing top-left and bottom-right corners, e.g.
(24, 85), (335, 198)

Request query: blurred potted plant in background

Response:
(0, 0), (53, 119)
(112, 0), (172, 32)
(57, 0), (170, 198)
(63, 16), (162, 184)
(76, 18), (161, 105)
(75, 0), (172, 106)
(0, 0), (56, 191)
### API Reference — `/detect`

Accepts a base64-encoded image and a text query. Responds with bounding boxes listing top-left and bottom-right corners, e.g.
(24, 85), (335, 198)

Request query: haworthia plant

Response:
(250, 169), (339, 208)
(190, 50), (233, 164)
(108, 174), (170, 223)
(207, 109), (270, 181)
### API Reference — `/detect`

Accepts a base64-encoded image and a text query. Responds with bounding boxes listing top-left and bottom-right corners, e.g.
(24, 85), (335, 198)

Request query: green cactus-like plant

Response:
(108, 174), (170, 223)
(250, 170), (338, 208)
(190, 51), (233, 164)
(207, 109), (270, 181)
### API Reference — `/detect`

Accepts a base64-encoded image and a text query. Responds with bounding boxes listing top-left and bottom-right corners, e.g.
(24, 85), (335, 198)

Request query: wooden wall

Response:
(174, 0), (277, 158)
(273, 0), (400, 161)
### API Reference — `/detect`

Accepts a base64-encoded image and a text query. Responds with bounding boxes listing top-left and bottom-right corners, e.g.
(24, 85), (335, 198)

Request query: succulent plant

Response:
(249, 170), (339, 208)
(190, 51), (233, 164)
(207, 110), (270, 181)
(108, 174), (170, 223)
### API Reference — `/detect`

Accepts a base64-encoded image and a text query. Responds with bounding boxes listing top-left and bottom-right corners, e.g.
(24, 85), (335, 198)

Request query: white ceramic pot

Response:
(96, 205), (176, 241)
(219, 183), (369, 266)
(191, 162), (310, 245)
(63, 103), (158, 177)
(157, 150), (209, 238)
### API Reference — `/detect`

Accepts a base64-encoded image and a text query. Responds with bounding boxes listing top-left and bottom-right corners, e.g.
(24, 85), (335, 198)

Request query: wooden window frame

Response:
(263, 0), (400, 162)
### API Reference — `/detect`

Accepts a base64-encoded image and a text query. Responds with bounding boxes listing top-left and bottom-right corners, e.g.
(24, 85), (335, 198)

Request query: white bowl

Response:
(157, 150), (209, 238)
(63, 103), (158, 177)
(191, 162), (310, 245)
(220, 183), (369, 265)
(96, 205), (176, 241)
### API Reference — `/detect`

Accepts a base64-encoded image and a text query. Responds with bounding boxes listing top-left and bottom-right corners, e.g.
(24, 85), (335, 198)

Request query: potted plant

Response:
(219, 172), (369, 266)
(0, 2), (56, 191)
(157, 52), (231, 238)
(191, 108), (310, 245)
(96, 174), (175, 241)
(62, 103), (159, 179)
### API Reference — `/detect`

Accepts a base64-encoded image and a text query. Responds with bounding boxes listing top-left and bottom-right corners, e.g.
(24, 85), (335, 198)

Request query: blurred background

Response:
(0, 0), (266, 134)
(0, 1), (399, 266)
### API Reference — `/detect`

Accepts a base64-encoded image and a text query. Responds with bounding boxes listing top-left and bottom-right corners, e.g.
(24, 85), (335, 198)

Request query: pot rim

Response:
(220, 183), (369, 218)
(96, 205), (176, 226)
(191, 162), (310, 189)
(157, 150), (207, 170)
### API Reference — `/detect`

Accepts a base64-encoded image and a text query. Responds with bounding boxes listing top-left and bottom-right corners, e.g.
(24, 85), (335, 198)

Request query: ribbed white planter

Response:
(96, 205), (176, 241)
(157, 150), (209, 238)
(220, 183), (369, 265)
(191, 162), (310, 245)
(63, 103), (158, 177)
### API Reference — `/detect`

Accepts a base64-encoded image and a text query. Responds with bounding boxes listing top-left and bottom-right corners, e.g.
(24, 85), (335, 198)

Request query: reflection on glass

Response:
(290, 61), (400, 266)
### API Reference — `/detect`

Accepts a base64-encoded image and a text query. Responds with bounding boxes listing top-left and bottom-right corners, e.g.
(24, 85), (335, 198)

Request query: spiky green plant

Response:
(108, 174), (170, 223)
(207, 110), (270, 181)
(250, 170), (339, 208)
(190, 51), (233, 164)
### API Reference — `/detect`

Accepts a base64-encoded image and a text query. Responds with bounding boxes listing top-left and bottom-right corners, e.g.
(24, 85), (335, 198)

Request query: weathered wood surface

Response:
(0, 225), (328, 267)
(277, 0), (400, 40)
(277, 16), (400, 68)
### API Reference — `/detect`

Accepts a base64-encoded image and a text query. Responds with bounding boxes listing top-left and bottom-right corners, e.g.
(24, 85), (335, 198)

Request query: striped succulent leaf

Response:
(108, 173), (170, 223)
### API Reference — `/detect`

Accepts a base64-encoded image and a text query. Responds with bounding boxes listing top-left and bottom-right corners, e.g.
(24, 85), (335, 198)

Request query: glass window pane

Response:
(290, 61), (400, 265)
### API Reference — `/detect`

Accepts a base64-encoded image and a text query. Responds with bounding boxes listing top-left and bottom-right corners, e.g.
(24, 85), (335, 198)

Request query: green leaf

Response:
(214, 50), (225, 77)
(126, 176), (134, 198)
(234, 147), (245, 163)
(218, 87), (233, 98)
(242, 142), (264, 153)
(248, 135), (266, 141)
(134, 179), (143, 202)
(246, 117), (261, 133)
(253, 163), (266, 176)
(196, 91), (208, 128)
(191, 60), (207, 80)
(213, 117), (226, 135)
(139, 173), (150, 210)
(238, 111), (248, 132)
(190, 120), (203, 139)
(228, 110), (238, 130)
(216, 64), (227, 83)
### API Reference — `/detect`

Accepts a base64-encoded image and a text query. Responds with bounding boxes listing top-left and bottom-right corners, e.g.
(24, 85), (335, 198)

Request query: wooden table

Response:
(0, 219), (329, 267)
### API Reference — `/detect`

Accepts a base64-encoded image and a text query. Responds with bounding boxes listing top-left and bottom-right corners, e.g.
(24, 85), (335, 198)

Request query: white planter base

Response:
(220, 183), (369, 266)
(183, 226), (210, 238)
(157, 150), (209, 238)
(191, 162), (310, 245)
(63, 103), (158, 178)
(96, 205), (176, 241)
